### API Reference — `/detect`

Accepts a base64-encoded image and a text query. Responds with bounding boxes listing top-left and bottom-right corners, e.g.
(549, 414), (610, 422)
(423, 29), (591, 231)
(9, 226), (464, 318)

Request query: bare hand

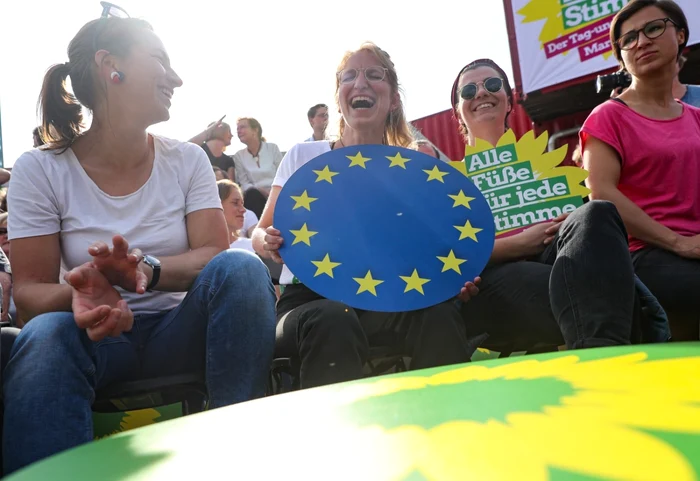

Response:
(457, 276), (481, 302)
(518, 213), (570, 256)
(263, 226), (284, 264)
(672, 235), (700, 260)
(610, 87), (625, 99)
(65, 263), (134, 342)
(0, 272), (11, 322)
(88, 235), (149, 293)
(206, 115), (228, 141)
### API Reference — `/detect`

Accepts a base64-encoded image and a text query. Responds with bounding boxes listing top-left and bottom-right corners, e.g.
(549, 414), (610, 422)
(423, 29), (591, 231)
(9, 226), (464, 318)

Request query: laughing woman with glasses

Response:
(581, 0), (700, 340)
(252, 42), (480, 389)
(3, 6), (276, 473)
(450, 58), (638, 352)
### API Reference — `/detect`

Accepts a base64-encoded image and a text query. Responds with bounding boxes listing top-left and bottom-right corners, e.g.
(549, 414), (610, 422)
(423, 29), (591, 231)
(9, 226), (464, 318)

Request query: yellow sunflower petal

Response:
(419, 421), (549, 481)
(509, 411), (697, 481)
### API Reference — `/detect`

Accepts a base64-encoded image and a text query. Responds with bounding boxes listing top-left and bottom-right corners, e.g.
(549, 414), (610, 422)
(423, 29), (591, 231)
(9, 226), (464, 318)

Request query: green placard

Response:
(452, 130), (590, 237)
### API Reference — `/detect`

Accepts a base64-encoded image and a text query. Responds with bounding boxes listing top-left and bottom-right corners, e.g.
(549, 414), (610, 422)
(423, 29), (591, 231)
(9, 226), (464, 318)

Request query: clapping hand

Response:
(65, 263), (134, 342)
(88, 235), (149, 294)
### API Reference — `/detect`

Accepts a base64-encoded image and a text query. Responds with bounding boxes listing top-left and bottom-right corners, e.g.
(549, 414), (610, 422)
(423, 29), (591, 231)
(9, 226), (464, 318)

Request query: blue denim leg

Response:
(139, 249), (277, 407)
(2, 313), (140, 475)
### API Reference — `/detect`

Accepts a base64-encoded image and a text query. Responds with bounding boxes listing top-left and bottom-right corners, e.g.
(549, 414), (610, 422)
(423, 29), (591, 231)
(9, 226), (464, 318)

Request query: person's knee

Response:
(205, 249), (273, 290)
(564, 200), (626, 237)
(11, 313), (80, 355)
(298, 300), (364, 341)
(575, 200), (621, 225)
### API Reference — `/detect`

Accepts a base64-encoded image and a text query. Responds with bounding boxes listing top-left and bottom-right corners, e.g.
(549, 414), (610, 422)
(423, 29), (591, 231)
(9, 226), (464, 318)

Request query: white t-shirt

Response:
(242, 209), (258, 238)
(233, 142), (283, 192)
(8, 135), (222, 315)
(230, 237), (255, 253)
(272, 141), (332, 285)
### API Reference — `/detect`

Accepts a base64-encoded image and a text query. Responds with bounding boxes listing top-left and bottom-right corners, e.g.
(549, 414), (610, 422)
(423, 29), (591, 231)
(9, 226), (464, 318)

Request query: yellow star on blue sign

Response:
(274, 145), (495, 312)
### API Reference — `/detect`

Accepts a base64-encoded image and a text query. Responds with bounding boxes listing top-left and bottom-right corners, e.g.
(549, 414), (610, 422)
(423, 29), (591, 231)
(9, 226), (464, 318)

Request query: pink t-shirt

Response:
(581, 100), (700, 252)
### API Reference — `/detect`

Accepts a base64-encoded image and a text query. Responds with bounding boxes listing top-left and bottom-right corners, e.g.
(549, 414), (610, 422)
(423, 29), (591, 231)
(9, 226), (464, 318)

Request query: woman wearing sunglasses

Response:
(253, 42), (479, 389)
(3, 6), (276, 473)
(450, 58), (637, 352)
(582, 0), (700, 340)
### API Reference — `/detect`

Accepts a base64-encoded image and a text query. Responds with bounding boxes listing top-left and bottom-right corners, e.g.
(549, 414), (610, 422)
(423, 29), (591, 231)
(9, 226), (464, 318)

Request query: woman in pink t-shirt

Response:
(581, 0), (700, 340)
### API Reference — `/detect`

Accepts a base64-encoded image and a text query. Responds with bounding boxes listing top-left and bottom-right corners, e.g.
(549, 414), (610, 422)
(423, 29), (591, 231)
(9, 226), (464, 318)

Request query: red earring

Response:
(110, 71), (124, 84)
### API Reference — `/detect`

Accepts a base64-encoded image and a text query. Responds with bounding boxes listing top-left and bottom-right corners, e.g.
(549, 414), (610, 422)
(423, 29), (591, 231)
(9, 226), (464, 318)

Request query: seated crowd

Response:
(0, 0), (698, 474)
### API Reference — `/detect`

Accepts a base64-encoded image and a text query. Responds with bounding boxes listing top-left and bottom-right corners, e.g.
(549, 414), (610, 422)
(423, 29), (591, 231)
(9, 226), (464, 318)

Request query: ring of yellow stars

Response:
(290, 223), (318, 246)
(454, 220), (483, 242)
(347, 151), (372, 169)
(448, 189), (475, 209)
(312, 165), (339, 184)
(353, 270), (384, 296)
(399, 269), (431, 295)
(423, 165), (449, 183)
(386, 152), (411, 169)
(436, 250), (467, 274)
(290, 190), (318, 211)
(311, 254), (341, 278)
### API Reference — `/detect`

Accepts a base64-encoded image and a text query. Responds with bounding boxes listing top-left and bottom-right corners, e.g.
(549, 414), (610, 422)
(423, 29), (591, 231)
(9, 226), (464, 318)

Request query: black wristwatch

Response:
(142, 255), (161, 291)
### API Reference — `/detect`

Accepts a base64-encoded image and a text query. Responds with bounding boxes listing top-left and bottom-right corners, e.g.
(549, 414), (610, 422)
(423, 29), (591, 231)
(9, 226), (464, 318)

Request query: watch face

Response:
(144, 255), (161, 267)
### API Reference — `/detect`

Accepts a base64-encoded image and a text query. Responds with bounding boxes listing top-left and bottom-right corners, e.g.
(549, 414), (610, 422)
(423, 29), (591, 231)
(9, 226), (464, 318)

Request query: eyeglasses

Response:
(93, 2), (131, 52)
(617, 18), (677, 51)
(459, 77), (504, 100)
(0, 228), (7, 236)
(337, 67), (388, 84)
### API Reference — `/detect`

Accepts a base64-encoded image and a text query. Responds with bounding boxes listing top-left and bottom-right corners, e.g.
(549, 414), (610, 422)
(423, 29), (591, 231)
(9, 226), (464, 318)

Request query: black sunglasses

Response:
(0, 228), (7, 235)
(93, 2), (131, 52)
(459, 77), (504, 100)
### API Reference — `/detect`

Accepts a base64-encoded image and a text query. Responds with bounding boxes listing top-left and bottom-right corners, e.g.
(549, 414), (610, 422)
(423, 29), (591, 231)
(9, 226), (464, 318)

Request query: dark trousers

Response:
(275, 285), (474, 389)
(633, 247), (700, 340)
(461, 201), (636, 350)
(244, 188), (268, 219)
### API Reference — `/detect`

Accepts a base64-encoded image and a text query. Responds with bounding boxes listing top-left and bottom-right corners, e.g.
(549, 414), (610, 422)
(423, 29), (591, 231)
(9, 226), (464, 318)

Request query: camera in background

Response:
(596, 70), (632, 94)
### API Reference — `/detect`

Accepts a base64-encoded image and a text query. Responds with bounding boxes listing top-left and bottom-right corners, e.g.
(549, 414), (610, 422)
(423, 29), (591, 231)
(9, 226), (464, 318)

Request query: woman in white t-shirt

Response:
(3, 11), (275, 474)
(233, 117), (283, 218)
(252, 42), (480, 389)
(217, 179), (255, 253)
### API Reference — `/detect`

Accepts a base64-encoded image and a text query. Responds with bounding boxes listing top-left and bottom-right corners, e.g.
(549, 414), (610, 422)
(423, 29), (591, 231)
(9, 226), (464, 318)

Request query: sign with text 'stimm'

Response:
(451, 130), (589, 237)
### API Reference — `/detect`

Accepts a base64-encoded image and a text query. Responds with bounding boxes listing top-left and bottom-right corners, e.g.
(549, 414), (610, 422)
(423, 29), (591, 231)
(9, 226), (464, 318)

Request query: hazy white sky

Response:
(0, 0), (513, 167)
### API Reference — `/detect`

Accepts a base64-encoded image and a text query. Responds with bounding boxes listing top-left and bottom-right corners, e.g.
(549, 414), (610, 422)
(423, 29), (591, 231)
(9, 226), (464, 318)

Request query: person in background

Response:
(212, 166), (227, 181)
(612, 54), (700, 107)
(676, 55), (700, 107)
(217, 180), (254, 253)
(189, 119), (236, 181)
(0, 213), (11, 323)
(32, 127), (45, 148)
(253, 42), (480, 389)
(451, 58), (637, 351)
(582, 0), (700, 340)
(241, 208), (258, 238)
(306, 103), (329, 141)
(412, 139), (441, 159)
(3, 10), (276, 473)
(233, 117), (283, 218)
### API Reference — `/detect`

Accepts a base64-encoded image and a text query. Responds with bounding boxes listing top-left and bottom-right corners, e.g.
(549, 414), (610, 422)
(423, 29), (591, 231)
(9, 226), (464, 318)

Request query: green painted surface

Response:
(7, 344), (700, 481)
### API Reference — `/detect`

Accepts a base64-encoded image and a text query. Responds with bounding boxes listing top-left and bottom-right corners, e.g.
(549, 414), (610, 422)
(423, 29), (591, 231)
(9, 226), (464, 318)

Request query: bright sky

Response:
(0, 0), (513, 167)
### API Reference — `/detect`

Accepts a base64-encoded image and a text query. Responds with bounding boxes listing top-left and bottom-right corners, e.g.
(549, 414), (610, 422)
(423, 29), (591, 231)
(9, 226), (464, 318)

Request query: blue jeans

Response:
(2, 249), (276, 474)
